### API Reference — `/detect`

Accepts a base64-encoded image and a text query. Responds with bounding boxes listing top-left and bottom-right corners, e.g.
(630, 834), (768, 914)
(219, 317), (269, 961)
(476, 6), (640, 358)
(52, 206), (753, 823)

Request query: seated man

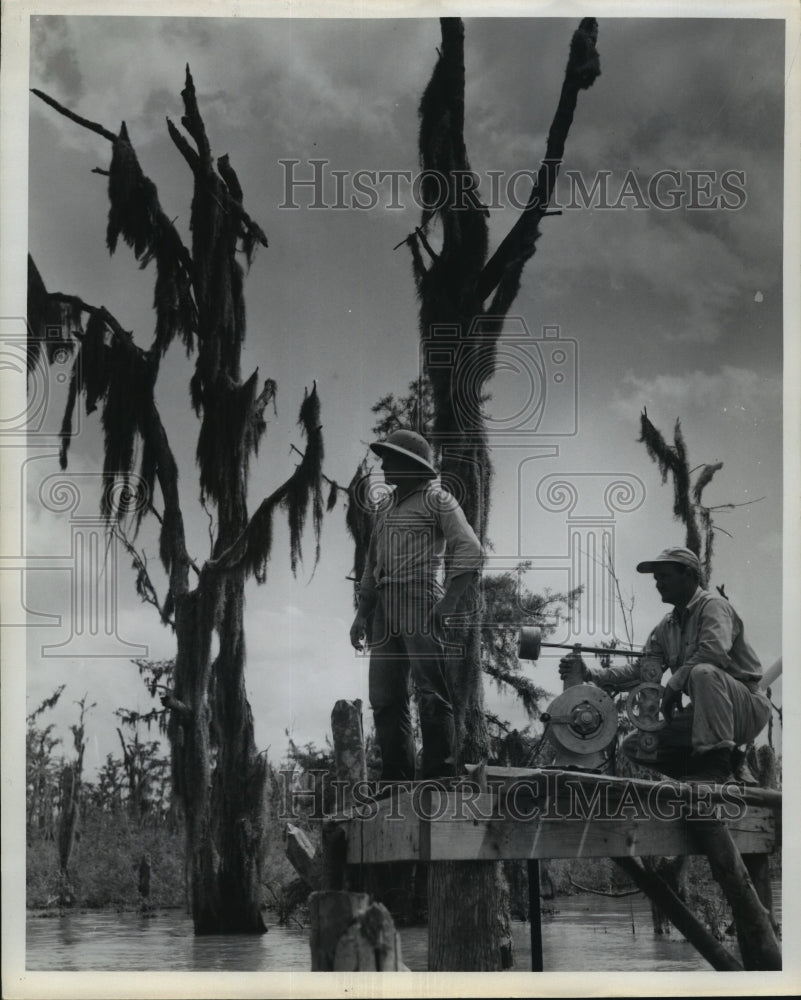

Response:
(561, 547), (771, 783)
(349, 429), (482, 781)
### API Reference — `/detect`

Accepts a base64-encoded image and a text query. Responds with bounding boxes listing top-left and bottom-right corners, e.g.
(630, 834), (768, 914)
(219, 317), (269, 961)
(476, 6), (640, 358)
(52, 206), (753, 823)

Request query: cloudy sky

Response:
(6, 9), (794, 786)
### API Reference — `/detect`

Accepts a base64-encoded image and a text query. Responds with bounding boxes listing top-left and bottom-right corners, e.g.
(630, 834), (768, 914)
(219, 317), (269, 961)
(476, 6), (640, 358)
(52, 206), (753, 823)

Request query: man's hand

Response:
(558, 654), (590, 684)
(660, 684), (683, 722)
(430, 599), (455, 640)
(350, 615), (368, 651)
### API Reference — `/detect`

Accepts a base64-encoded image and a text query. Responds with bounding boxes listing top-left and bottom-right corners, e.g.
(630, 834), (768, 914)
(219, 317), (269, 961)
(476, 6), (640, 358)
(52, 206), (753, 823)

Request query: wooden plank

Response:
(354, 791), (422, 864)
(343, 791), (775, 864)
(428, 810), (774, 861)
(468, 765), (783, 811)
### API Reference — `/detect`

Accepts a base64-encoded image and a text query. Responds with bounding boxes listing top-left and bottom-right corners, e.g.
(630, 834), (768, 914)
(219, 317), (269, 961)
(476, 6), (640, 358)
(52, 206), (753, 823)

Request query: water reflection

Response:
(27, 884), (780, 973)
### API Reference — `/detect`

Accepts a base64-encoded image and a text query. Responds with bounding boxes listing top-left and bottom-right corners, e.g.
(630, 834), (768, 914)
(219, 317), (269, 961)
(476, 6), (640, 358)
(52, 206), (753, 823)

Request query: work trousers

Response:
(623, 661), (772, 777)
(367, 585), (456, 781)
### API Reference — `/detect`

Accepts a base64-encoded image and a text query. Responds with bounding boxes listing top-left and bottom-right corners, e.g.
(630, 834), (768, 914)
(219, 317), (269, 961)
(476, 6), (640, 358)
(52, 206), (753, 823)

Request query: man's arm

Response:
(579, 627), (666, 691)
(586, 658), (642, 690)
(436, 491), (483, 584)
(665, 596), (737, 694)
(350, 532), (378, 650)
(431, 489), (483, 634)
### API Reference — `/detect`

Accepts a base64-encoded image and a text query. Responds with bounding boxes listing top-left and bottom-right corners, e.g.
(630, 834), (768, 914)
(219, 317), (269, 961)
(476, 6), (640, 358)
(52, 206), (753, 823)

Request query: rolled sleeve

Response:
(588, 660), (641, 690)
(434, 491), (483, 585)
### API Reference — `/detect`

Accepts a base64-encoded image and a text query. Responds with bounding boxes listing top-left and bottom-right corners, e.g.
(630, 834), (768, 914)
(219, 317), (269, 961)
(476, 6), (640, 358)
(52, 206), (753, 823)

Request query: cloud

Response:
(29, 17), (434, 155)
(609, 365), (782, 427)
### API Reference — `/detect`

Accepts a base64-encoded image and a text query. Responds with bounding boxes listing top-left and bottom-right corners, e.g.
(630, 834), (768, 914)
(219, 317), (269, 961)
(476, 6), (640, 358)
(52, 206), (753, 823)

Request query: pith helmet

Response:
(370, 429), (437, 476)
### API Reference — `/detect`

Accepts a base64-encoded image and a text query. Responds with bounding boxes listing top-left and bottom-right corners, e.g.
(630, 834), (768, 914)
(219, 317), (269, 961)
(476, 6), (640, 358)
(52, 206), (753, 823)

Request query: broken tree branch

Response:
(31, 88), (118, 143)
(477, 18), (600, 303)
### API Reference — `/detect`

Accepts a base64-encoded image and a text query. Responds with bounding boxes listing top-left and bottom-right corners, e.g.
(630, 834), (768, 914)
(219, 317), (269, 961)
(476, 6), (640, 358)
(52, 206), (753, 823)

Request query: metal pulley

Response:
(625, 682), (665, 732)
(515, 626), (667, 768)
(543, 684), (618, 755)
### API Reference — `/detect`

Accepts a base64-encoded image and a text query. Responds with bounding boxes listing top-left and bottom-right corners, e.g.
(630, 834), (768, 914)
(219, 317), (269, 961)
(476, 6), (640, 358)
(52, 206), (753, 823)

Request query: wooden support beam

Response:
(527, 859), (543, 972)
(321, 819), (348, 890)
(690, 818), (781, 970)
(346, 790), (775, 864)
(466, 765), (783, 811)
(612, 856), (742, 971)
(743, 853), (779, 932)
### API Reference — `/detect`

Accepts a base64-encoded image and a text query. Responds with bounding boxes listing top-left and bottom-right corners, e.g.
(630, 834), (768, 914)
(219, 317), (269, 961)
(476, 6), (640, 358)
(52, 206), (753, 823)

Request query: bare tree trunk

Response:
(409, 17), (599, 970)
(31, 72), (323, 935)
(56, 764), (79, 905)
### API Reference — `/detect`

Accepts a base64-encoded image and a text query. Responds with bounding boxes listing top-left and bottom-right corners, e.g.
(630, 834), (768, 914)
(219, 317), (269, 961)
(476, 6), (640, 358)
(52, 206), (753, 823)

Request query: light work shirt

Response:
(359, 481), (482, 599)
(589, 587), (763, 694)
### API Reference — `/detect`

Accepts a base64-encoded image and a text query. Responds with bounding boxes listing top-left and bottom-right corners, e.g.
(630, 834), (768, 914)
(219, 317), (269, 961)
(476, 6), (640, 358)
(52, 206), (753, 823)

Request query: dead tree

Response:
(56, 694), (94, 905)
(406, 17), (600, 970)
(638, 410), (735, 586)
(29, 69), (325, 933)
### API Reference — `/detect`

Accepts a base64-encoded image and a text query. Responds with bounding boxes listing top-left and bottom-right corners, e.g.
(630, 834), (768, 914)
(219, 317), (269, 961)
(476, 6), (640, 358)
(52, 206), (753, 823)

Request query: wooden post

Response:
(742, 853), (778, 932)
(329, 698), (368, 893)
(613, 856), (742, 971)
(690, 818), (781, 970)
(321, 819), (348, 891)
(331, 698), (366, 809)
(527, 860), (543, 971)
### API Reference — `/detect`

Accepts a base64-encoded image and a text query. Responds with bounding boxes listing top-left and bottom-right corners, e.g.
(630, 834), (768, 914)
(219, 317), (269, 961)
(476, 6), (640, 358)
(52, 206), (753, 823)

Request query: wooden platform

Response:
(339, 768), (779, 865)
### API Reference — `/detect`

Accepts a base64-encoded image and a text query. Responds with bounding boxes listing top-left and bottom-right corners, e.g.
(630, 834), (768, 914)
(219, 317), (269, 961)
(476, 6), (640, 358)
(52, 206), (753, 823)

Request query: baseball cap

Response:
(636, 547), (701, 574)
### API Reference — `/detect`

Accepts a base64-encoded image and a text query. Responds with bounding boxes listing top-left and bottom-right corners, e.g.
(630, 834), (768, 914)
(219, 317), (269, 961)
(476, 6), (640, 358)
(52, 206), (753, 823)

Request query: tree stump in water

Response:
(309, 891), (408, 971)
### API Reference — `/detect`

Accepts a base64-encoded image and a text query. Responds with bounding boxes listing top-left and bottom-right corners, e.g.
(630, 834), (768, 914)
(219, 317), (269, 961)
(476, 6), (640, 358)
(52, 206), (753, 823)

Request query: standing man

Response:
(349, 429), (482, 781)
(561, 547), (771, 783)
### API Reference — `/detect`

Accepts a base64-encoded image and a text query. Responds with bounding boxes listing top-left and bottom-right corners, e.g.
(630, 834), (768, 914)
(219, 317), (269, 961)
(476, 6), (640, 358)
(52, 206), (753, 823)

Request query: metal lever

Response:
(518, 626), (641, 662)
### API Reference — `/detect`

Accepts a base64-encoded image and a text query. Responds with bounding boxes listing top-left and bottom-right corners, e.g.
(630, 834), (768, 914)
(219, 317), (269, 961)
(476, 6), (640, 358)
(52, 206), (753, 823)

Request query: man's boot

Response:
(681, 747), (733, 783)
(730, 746), (760, 786)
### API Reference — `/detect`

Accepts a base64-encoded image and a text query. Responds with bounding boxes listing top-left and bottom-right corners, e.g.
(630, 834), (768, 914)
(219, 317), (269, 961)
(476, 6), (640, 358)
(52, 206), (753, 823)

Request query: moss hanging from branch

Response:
(638, 410), (702, 556)
(345, 459), (373, 608)
(205, 384), (325, 583)
(26, 256), (77, 376)
(693, 462), (723, 585)
(282, 384), (325, 572)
